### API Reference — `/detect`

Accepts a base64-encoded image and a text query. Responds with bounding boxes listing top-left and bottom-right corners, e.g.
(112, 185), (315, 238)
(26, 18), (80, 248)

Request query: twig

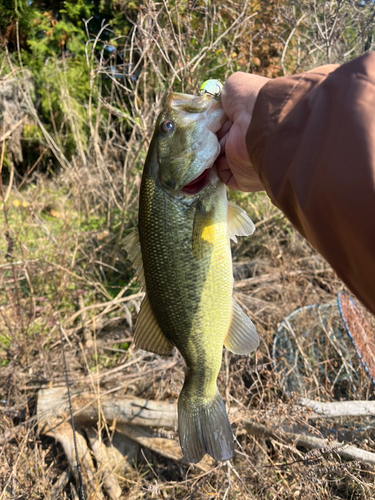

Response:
(240, 421), (375, 466)
(3, 160), (14, 204)
(49, 469), (73, 500)
(299, 399), (375, 418)
(78, 295), (93, 349)
(46, 423), (104, 499)
(280, 14), (307, 75)
(234, 268), (331, 289)
(0, 116), (25, 142)
(69, 483), (80, 500)
(63, 291), (144, 326)
(58, 322), (85, 500)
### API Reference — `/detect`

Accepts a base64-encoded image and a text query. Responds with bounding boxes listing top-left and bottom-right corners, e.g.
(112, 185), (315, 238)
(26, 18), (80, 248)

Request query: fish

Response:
(124, 90), (259, 464)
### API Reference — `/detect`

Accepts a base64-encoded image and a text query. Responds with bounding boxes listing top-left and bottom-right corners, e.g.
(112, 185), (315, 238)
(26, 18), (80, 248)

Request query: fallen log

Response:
(85, 427), (122, 500)
(37, 387), (375, 431)
(44, 421), (104, 500)
(37, 387), (375, 473)
(37, 387), (177, 430)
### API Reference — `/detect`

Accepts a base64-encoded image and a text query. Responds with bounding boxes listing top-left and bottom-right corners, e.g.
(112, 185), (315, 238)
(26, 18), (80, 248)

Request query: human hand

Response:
(216, 72), (269, 192)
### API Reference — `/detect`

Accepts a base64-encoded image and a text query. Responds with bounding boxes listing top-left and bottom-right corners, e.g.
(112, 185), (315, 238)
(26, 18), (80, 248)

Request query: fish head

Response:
(150, 92), (226, 198)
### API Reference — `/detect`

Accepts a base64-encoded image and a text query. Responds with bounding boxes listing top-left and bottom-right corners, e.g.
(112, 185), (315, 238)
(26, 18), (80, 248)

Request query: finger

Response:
(217, 148), (265, 192)
(216, 156), (241, 190)
(218, 132), (228, 156)
(216, 119), (232, 141)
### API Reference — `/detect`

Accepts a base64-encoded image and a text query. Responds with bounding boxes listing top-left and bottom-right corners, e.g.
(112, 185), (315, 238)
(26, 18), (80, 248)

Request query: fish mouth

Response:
(166, 92), (226, 197)
(168, 93), (226, 134)
(181, 167), (215, 195)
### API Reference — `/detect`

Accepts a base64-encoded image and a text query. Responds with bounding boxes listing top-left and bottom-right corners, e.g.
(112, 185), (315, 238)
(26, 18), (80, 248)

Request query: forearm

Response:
(247, 53), (375, 314)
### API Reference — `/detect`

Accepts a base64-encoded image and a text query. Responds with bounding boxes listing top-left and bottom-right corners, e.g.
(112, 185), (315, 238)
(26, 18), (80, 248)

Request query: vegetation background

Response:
(1, 0), (375, 498)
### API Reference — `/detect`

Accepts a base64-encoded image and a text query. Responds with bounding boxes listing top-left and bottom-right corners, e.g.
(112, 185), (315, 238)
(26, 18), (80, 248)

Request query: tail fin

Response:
(178, 386), (234, 464)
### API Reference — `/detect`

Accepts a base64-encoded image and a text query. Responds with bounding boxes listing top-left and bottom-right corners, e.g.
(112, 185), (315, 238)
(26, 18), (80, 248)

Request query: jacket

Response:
(247, 53), (375, 314)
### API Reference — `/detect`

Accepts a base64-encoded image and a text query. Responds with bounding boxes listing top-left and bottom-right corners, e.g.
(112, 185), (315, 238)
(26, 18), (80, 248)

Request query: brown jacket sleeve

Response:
(247, 53), (375, 314)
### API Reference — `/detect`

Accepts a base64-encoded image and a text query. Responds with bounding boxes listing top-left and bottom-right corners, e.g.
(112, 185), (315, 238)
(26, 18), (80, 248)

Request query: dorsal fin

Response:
(134, 295), (174, 356)
(123, 227), (146, 288)
(227, 203), (255, 243)
(224, 300), (259, 354)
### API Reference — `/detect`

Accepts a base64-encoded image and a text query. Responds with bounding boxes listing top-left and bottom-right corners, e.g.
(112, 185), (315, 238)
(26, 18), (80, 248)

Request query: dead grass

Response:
(2, 186), (375, 499)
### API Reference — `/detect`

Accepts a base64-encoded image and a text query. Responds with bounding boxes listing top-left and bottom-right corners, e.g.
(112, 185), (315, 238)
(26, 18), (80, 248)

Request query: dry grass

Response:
(1, 1), (375, 498)
(2, 187), (375, 499)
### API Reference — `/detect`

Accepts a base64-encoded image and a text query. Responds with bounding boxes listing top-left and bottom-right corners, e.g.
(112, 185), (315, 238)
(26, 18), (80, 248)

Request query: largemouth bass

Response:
(124, 91), (259, 463)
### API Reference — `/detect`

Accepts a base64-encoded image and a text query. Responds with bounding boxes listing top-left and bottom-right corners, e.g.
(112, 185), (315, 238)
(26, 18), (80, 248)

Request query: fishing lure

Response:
(199, 79), (223, 101)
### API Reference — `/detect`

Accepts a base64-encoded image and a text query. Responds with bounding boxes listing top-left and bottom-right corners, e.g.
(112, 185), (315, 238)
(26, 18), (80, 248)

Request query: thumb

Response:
(221, 72), (269, 123)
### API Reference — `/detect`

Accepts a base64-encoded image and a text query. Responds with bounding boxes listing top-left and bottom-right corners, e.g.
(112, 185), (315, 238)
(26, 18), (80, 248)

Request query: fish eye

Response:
(160, 119), (175, 134)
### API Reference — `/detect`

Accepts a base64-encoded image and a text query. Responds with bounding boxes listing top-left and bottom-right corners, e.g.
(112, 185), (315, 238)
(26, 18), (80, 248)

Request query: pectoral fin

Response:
(224, 300), (259, 354)
(123, 227), (145, 288)
(227, 203), (255, 243)
(134, 295), (174, 356)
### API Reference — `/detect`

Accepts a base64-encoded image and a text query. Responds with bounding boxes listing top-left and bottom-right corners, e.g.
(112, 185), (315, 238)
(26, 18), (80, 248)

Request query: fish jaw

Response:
(181, 163), (219, 196)
(166, 92), (226, 134)
(167, 93), (226, 193)
(153, 92), (226, 198)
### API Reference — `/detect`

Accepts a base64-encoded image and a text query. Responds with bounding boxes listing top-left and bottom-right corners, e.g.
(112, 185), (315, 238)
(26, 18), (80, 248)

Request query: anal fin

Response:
(224, 300), (259, 355)
(134, 295), (174, 356)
